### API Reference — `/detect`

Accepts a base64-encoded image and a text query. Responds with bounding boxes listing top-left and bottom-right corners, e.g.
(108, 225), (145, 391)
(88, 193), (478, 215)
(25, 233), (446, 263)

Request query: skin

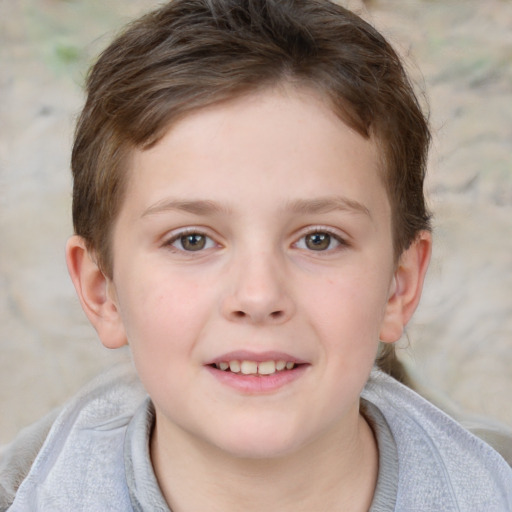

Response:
(67, 85), (431, 511)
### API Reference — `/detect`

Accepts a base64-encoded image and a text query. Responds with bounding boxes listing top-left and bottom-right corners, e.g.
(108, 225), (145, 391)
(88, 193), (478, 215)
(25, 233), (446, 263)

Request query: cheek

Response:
(118, 276), (212, 397)
(116, 269), (212, 355)
(303, 269), (390, 347)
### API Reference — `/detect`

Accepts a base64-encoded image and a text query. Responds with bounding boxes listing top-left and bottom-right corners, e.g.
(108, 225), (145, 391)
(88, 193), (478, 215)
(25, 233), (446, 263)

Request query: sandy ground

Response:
(1, 0), (511, 444)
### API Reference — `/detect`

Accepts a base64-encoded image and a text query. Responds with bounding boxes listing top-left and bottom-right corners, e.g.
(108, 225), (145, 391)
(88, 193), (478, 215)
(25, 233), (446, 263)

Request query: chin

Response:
(210, 421), (307, 460)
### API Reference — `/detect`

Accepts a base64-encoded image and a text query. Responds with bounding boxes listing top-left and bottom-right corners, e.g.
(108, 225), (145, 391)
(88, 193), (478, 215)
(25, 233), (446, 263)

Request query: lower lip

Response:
(205, 365), (309, 394)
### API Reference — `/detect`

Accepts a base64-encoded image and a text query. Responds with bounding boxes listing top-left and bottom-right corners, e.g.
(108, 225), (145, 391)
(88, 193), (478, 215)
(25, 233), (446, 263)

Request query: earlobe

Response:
(65, 235), (127, 349)
(379, 231), (432, 343)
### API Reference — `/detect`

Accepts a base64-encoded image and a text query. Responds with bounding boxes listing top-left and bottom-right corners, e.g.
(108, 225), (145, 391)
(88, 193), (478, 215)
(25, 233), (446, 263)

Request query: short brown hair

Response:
(72, 0), (431, 277)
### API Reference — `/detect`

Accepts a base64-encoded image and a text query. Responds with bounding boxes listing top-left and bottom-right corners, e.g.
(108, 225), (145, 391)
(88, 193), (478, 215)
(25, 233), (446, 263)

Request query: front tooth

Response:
(276, 360), (286, 371)
(258, 361), (276, 375)
(240, 360), (258, 375)
(219, 362), (229, 371)
(285, 362), (295, 370)
(229, 360), (241, 373)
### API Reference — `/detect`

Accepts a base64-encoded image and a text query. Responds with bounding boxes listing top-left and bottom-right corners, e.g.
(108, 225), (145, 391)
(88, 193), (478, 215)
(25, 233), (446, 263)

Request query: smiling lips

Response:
(207, 352), (307, 392)
(214, 360), (296, 375)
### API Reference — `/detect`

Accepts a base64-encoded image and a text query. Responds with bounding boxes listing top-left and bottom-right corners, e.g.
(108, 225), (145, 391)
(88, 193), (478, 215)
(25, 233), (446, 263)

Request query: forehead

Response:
(121, 86), (389, 221)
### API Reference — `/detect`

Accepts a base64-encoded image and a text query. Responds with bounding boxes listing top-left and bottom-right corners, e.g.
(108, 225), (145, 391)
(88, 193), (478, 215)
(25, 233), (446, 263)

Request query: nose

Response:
(221, 250), (295, 325)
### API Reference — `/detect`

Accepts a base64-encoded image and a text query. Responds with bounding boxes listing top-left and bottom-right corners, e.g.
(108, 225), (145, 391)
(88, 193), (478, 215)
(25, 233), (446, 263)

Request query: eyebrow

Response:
(141, 195), (371, 218)
(284, 196), (371, 218)
(141, 199), (232, 217)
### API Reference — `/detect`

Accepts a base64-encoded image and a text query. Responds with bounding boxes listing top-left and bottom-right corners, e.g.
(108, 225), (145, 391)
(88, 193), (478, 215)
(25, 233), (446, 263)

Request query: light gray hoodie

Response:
(1, 364), (511, 511)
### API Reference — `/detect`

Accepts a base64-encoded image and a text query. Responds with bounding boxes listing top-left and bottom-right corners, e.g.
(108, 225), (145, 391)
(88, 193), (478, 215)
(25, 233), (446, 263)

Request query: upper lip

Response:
(205, 350), (308, 365)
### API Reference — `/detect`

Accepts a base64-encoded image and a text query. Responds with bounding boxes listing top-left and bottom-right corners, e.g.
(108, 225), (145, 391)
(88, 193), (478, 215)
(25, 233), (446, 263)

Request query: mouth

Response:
(205, 353), (308, 393)
(210, 359), (299, 376)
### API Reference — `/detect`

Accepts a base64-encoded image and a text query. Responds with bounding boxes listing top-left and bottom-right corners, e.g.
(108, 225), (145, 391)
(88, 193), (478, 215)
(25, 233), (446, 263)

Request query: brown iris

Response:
(305, 232), (331, 251)
(180, 234), (207, 251)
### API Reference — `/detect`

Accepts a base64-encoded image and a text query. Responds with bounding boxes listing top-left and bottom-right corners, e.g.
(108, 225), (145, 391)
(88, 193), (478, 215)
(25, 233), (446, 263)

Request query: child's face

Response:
(108, 87), (398, 457)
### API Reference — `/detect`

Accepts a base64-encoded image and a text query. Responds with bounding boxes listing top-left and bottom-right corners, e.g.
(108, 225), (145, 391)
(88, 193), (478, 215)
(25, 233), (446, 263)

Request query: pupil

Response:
(306, 233), (330, 251)
(182, 234), (206, 251)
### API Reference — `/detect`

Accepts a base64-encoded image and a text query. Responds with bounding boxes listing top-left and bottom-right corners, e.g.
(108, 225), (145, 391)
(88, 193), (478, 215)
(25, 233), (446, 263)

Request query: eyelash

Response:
(294, 227), (348, 253)
(163, 227), (348, 253)
(164, 228), (217, 253)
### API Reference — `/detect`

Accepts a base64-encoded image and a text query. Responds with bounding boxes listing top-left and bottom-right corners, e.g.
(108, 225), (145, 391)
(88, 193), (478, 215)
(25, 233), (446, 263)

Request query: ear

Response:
(66, 235), (127, 349)
(379, 231), (432, 343)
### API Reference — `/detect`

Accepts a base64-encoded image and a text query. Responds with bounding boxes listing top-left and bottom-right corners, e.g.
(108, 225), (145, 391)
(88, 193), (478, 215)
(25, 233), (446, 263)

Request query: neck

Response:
(151, 410), (378, 512)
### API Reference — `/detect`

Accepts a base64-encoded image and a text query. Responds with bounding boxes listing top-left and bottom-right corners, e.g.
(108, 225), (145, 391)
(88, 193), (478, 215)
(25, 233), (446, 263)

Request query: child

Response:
(1, 0), (511, 510)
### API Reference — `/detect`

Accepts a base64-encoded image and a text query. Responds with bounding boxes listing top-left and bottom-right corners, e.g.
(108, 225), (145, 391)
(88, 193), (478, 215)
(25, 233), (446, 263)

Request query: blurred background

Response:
(1, 0), (511, 444)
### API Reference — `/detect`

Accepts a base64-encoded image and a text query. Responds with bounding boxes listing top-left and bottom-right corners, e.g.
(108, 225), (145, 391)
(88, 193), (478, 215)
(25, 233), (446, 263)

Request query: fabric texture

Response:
(361, 371), (512, 511)
(0, 408), (59, 512)
(362, 400), (399, 511)
(1, 363), (511, 511)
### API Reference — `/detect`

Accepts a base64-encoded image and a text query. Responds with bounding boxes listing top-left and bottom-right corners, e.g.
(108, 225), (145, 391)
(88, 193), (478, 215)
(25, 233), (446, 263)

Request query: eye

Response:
(295, 231), (344, 252)
(168, 231), (216, 252)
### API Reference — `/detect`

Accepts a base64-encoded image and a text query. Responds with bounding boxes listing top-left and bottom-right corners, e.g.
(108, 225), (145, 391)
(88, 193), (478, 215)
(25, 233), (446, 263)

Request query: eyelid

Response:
(163, 226), (220, 251)
(293, 225), (349, 250)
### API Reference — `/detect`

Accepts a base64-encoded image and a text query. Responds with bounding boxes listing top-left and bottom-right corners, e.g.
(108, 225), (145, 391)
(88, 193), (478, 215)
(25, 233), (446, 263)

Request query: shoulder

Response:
(0, 407), (59, 510)
(460, 416), (512, 468)
(3, 362), (147, 511)
(362, 369), (512, 511)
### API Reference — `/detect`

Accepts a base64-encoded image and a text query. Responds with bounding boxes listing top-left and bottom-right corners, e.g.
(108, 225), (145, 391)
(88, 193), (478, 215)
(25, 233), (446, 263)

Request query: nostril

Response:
(230, 310), (284, 321)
